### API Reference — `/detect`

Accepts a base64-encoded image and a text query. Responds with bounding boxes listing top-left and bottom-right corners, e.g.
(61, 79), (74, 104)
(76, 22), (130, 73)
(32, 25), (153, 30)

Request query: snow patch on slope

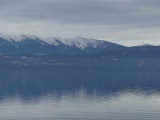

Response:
(44, 37), (63, 46)
(0, 33), (14, 42)
(62, 37), (99, 49)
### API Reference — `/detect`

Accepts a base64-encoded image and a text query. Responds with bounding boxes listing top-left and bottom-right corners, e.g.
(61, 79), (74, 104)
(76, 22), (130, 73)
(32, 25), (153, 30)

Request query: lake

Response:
(0, 67), (160, 120)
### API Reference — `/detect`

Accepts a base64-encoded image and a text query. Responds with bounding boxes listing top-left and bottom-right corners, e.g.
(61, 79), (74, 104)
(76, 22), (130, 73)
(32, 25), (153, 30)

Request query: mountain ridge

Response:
(0, 33), (125, 55)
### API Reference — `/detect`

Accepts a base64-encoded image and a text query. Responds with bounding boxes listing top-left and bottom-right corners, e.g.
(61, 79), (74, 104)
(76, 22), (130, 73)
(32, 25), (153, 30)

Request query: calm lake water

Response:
(1, 67), (160, 120)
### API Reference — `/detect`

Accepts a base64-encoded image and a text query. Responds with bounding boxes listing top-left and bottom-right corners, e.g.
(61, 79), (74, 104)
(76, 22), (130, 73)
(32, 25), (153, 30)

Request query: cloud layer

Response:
(0, 0), (160, 46)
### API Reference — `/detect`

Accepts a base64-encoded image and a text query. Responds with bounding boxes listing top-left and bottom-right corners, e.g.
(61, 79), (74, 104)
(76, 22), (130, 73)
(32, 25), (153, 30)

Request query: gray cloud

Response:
(0, 0), (160, 26)
(0, 0), (160, 45)
(132, 0), (160, 8)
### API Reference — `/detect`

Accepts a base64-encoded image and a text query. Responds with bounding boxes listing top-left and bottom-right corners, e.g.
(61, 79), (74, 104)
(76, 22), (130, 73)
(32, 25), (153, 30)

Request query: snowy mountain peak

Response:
(0, 33), (125, 55)
(0, 33), (41, 42)
(20, 34), (40, 40)
(42, 36), (110, 49)
(63, 37), (108, 49)
(43, 36), (108, 50)
(0, 33), (15, 42)
(62, 37), (96, 49)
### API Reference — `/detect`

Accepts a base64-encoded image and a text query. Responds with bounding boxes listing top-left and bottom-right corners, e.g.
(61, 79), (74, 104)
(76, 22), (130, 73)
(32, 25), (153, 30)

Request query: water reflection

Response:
(0, 67), (160, 100)
(1, 68), (160, 119)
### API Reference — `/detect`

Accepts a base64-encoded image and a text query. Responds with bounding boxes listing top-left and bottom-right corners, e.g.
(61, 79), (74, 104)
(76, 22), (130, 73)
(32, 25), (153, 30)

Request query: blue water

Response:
(0, 68), (160, 120)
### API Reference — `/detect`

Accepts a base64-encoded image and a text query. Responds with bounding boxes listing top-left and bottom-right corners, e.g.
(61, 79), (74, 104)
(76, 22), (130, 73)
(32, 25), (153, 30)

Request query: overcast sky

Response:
(0, 0), (160, 46)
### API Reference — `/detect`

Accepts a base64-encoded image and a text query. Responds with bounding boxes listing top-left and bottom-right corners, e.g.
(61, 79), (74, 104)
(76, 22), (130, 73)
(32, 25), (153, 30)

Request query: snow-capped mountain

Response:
(0, 33), (125, 55)
(44, 36), (118, 50)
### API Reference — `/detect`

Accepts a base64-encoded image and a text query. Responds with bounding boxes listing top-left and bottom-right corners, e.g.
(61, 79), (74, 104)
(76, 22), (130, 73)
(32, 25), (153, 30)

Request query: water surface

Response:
(0, 68), (160, 120)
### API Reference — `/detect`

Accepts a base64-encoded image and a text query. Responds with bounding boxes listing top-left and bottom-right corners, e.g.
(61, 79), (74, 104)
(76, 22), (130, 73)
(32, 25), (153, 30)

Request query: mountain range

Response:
(0, 33), (124, 55)
(0, 33), (160, 69)
(0, 33), (160, 58)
